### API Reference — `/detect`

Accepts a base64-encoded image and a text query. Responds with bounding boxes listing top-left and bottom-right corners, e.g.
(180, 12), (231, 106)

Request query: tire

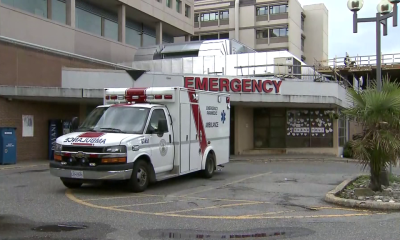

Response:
(61, 178), (83, 189)
(127, 159), (150, 193)
(202, 154), (215, 179)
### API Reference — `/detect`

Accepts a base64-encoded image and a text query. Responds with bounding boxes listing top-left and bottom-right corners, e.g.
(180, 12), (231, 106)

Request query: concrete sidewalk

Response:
(229, 154), (358, 163)
(0, 159), (49, 170)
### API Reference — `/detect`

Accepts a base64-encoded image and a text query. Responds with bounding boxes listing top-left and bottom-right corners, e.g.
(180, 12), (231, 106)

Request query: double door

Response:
(180, 102), (201, 173)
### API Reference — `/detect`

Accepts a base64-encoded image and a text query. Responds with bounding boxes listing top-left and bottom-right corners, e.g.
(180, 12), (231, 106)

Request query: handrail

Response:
(0, 35), (134, 70)
(316, 53), (400, 68)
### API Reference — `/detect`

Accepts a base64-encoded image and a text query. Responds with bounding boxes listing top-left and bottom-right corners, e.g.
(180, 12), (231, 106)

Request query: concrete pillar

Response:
(156, 22), (163, 45)
(332, 107), (339, 156)
(66, 0), (75, 27)
(185, 35), (190, 42)
(118, 4), (126, 43)
(47, 0), (52, 20)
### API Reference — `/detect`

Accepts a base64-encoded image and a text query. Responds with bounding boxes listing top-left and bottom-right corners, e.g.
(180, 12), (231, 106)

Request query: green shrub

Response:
(343, 141), (353, 158)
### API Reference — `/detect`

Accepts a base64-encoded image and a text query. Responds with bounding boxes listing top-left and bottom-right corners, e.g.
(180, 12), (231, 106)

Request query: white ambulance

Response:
(49, 85), (231, 192)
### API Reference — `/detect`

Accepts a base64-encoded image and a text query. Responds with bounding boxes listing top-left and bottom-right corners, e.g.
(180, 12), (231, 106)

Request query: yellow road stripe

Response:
(240, 210), (296, 218)
(179, 172), (272, 197)
(83, 194), (161, 201)
(158, 202), (263, 214)
(110, 200), (188, 208)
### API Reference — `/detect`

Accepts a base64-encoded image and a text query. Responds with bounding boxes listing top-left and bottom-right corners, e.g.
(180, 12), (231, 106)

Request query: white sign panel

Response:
(22, 115), (34, 137)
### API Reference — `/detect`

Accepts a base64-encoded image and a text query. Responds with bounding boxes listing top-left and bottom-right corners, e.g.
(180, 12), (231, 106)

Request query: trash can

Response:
(0, 127), (17, 165)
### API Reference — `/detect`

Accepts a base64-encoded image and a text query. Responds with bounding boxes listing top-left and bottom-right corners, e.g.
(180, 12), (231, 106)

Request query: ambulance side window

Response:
(145, 109), (168, 134)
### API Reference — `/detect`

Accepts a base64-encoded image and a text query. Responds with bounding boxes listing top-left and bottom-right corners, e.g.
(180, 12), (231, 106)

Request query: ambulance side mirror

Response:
(157, 119), (168, 134)
(70, 117), (79, 132)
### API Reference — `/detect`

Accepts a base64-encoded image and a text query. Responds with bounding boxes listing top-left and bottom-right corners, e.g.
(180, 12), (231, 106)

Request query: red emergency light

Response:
(103, 87), (175, 105)
(125, 88), (147, 103)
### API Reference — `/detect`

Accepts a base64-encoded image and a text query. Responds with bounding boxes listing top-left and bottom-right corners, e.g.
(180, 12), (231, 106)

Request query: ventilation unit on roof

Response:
(273, 57), (302, 79)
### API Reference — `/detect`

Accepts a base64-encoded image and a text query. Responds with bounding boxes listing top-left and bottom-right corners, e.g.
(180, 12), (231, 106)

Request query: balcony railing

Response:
(315, 53), (400, 69)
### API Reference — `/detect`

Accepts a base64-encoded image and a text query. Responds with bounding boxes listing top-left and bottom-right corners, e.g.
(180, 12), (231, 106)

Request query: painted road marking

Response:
(83, 194), (160, 201)
(0, 164), (47, 171)
(158, 202), (264, 214)
(65, 189), (387, 220)
(178, 171), (272, 197)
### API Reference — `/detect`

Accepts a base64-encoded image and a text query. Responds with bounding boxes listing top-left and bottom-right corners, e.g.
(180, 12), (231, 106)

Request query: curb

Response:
(230, 158), (359, 163)
(324, 175), (400, 211)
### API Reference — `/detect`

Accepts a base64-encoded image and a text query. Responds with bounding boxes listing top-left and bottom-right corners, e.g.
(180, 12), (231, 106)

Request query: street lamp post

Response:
(347, 0), (399, 91)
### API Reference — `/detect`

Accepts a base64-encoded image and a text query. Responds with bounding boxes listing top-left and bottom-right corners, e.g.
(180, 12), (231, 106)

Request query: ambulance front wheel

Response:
(127, 159), (150, 193)
(202, 153), (215, 179)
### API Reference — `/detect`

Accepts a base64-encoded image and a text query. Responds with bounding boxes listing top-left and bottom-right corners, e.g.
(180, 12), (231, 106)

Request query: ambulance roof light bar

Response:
(104, 87), (176, 105)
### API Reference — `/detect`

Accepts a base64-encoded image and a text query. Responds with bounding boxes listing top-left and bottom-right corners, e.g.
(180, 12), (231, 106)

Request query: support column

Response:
(156, 22), (163, 45)
(185, 35), (190, 42)
(66, 0), (75, 27)
(47, 0), (52, 20)
(118, 4), (126, 43)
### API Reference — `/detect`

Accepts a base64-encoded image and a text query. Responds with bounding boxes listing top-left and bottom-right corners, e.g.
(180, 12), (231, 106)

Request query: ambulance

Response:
(49, 82), (231, 192)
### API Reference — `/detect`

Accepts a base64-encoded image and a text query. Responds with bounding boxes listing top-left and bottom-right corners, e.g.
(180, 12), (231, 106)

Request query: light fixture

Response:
(389, 0), (400, 3)
(378, 0), (393, 14)
(347, 0), (364, 11)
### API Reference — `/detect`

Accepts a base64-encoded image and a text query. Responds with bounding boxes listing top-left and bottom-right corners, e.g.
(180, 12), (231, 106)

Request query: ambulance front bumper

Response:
(49, 161), (133, 180)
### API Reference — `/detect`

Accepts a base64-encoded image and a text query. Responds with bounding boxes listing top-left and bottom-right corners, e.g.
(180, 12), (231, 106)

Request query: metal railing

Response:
(315, 53), (400, 68)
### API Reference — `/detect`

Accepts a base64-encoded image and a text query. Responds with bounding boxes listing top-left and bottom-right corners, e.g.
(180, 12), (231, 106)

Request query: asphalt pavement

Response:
(1, 160), (400, 240)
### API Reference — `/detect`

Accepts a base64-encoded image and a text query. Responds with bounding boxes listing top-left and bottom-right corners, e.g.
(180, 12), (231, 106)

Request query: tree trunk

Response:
(369, 165), (382, 192)
(380, 169), (390, 187)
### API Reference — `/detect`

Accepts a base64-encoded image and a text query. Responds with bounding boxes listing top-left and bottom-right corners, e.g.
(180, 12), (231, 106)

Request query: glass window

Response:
(185, 4), (190, 18)
(256, 7), (267, 16)
(201, 34), (218, 40)
(256, 30), (268, 39)
(176, 0), (181, 13)
(269, 5), (288, 14)
(76, 7), (102, 36)
(269, 27), (288, 37)
(146, 109), (168, 134)
(219, 32), (229, 39)
(51, 0), (66, 24)
(2, 0), (47, 18)
(191, 35), (199, 41)
(104, 19), (118, 41)
(79, 107), (150, 134)
(166, 0), (172, 8)
(126, 26), (141, 47)
(219, 10), (229, 19)
(194, 13), (199, 22)
(143, 33), (156, 47)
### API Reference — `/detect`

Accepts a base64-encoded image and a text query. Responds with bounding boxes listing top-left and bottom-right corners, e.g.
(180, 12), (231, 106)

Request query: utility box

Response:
(0, 127), (17, 165)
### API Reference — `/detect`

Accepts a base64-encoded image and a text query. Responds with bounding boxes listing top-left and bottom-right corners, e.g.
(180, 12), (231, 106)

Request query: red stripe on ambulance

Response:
(187, 89), (208, 157)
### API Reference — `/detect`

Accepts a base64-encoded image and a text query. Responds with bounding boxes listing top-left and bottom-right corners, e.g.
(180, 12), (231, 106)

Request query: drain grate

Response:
(139, 227), (315, 239)
(32, 224), (87, 233)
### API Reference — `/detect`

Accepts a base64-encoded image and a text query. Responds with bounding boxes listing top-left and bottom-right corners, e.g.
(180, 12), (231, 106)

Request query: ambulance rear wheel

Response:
(61, 178), (83, 189)
(202, 154), (215, 179)
(127, 159), (149, 193)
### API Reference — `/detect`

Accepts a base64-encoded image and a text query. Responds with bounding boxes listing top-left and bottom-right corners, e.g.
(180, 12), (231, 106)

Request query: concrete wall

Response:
(0, 41), (118, 87)
(234, 106), (254, 154)
(120, 0), (194, 35)
(0, 4), (137, 63)
(303, 4), (329, 65)
(287, 0), (303, 60)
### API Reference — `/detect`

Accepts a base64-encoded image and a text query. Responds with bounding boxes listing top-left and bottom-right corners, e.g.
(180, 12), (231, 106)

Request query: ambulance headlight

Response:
(55, 143), (63, 151)
(103, 146), (127, 153)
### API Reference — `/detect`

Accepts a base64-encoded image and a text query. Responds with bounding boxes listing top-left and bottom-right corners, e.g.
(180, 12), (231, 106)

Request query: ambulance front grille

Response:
(62, 146), (104, 153)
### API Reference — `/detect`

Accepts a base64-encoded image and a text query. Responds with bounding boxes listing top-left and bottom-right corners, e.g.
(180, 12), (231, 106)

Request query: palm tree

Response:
(342, 77), (400, 191)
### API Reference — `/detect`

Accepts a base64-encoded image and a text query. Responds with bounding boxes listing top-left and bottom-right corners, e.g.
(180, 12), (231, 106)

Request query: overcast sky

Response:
(298, 0), (400, 59)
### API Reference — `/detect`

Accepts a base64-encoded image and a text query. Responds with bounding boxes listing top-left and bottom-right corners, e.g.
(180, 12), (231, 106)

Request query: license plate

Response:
(71, 170), (84, 179)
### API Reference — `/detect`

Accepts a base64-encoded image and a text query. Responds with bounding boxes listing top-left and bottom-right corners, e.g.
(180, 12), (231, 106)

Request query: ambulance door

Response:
(180, 103), (190, 173)
(144, 108), (174, 173)
(189, 101), (201, 171)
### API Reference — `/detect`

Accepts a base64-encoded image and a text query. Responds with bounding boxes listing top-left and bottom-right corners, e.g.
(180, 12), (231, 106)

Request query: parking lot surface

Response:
(1, 160), (400, 240)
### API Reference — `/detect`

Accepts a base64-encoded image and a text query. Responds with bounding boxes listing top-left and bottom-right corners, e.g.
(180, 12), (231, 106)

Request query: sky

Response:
(298, 0), (400, 59)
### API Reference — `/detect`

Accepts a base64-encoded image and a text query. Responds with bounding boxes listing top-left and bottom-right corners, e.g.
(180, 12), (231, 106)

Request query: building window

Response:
(185, 4), (190, 17)
(1, 0), (47, 18)
(194, 13), (199, 22)
(219, 10), (229, 19)
(166, 0), (172, 8)
(104, 19), (118, 41)
(143, 33), (156, 47)
(301, 16), (305, 30)
(254, 108), (286, 148)
(201, 33), (218, 40)
(200, 12), (218, 21)
(256, 6), (268, 16)
(286, 109), (334, 148)
(176, 0), (181, 13)
(269, 5), (288, 14)
(338, 110), (347, 147)
(156, 0), (162, 2)
(191, 35), (199, 41)
(219, 32), (229, 39)
(76, 7), (102, 36)
(51, 0), (66, 24)
(256, 29), (268, 39)
(301, 37), (305, 51)
(269, 27), (288, 37)
(126, 26), (141, 47)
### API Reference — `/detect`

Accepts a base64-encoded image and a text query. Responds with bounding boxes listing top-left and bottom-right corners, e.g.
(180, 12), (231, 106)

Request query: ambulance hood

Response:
(56, 131), (143, 147)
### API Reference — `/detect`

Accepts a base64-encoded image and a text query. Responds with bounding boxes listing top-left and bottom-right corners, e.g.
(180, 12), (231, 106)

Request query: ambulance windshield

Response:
(77, 106), (150, 134)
